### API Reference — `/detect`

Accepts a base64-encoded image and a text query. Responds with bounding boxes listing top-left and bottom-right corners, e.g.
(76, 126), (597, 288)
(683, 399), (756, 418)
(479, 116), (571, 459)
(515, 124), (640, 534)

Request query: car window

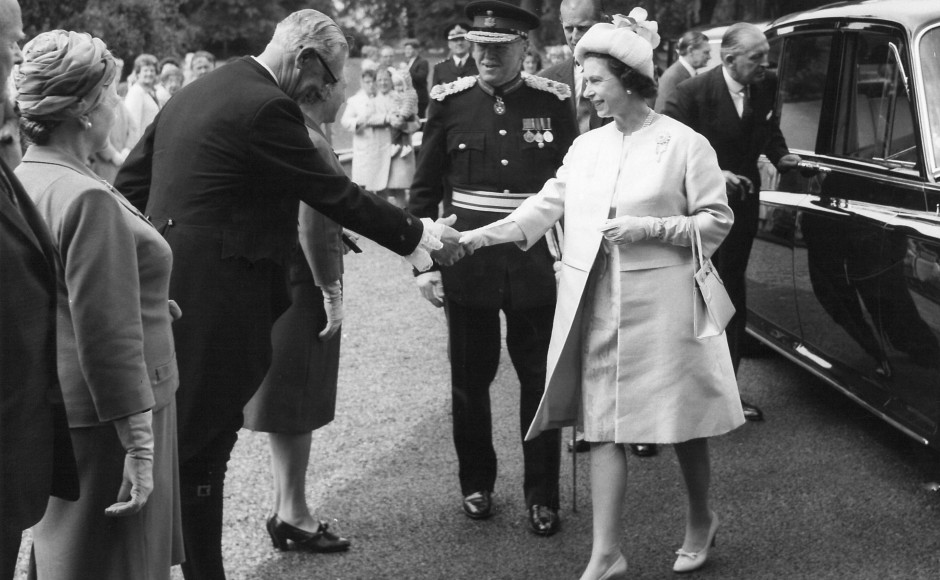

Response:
(776, 33), (833, 153)
(834, 31), (916, 166)
(920, 26), (940, 171)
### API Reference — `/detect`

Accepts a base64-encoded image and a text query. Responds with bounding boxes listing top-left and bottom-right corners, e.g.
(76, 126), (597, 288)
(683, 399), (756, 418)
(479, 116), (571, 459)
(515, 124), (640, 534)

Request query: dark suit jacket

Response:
(431, 55), (478, 86)
(663, 65), (789, 206)
(654, 60), (692, 113)
(408, 55), (430, 117)
(539, 57), (606, 132)
(115, 57), (424, 459)
(0, 158), (78, 536)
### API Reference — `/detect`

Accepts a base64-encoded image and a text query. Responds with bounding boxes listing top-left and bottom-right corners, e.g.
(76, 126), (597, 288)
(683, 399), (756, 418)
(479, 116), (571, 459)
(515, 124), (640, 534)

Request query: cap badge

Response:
(484, 11), (496, 28)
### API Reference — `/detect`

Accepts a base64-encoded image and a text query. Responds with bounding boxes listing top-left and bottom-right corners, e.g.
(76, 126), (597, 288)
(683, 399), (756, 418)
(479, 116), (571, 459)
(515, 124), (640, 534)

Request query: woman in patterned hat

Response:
(459, 9), (744, 578)
(15, 29), (183, 580)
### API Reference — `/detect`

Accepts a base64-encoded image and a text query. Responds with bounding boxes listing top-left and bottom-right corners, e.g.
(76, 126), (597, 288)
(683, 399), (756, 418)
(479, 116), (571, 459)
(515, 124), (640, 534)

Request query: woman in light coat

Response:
(340, 68), (391, 192)
(460, 11), (744, 579)
(15, 31), (183, 580)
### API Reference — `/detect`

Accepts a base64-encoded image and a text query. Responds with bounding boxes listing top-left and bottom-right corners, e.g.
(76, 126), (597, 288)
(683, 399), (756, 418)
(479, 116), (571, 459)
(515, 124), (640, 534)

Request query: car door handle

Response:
(798, 161), (831, 175)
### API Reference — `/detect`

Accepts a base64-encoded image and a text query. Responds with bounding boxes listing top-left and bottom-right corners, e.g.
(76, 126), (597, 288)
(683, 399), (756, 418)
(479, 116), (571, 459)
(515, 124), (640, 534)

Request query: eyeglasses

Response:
(313, 50), (339, 85)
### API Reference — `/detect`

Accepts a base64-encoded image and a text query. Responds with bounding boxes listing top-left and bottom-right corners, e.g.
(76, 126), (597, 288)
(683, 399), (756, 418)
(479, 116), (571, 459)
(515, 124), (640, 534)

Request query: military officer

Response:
(409, 0), (577, 537)
(431, 22), (478, 86)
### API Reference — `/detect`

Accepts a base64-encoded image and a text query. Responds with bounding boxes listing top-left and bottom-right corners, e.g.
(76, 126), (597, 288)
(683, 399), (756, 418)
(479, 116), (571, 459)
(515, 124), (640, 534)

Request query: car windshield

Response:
(921, 26), (940, 171)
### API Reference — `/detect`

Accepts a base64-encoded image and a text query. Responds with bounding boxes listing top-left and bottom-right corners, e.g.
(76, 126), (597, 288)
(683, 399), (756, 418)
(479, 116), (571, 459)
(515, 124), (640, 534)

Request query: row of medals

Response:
(493, 96), (554, 144)
(523, 118), (554, 144)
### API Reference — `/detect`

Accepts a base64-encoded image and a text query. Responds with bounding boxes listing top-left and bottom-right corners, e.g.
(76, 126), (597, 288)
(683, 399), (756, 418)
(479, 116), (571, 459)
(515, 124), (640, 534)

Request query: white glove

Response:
(553, 260), (562, 285)
(458, 218), (525, 252)
(168, 299), (182, 321)
(105, 410), (154, 517)
(416, 271), (445, 308)
(599, 215), (660, 244)
(404, 219), (445, 272)
(319, 280), (344, 341)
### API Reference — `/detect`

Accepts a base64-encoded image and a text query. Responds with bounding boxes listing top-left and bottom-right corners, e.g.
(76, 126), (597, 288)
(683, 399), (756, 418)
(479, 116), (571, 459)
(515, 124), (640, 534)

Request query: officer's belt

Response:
(451, 188), (534, 213)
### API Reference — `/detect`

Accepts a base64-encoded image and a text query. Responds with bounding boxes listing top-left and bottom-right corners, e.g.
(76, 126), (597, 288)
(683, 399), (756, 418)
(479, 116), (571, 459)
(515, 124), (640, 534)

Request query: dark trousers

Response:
(179, 424), (240, 580)
(445, 300), (560, 509)
(713, 195), (759, 374)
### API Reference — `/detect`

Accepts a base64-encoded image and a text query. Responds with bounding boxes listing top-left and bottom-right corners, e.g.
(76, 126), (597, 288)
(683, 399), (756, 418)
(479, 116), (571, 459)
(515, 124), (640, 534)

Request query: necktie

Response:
(577, 77), (592, 134)
(741, 85), (753, 121)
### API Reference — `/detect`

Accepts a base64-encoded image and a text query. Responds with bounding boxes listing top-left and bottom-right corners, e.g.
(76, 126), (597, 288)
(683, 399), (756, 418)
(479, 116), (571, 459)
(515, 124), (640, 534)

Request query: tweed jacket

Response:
(500, 118), (733, 438)
(17, 146), (178, 427)
(0, 157), (78, 532)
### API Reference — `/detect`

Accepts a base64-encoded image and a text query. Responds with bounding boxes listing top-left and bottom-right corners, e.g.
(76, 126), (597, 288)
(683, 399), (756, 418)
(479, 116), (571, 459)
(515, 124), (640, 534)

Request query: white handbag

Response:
(691, 221), (735, 339)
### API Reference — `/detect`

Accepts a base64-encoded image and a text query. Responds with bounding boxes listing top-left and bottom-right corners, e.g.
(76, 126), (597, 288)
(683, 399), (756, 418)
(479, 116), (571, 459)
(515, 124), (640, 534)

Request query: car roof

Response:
(770, 0), (940, 35)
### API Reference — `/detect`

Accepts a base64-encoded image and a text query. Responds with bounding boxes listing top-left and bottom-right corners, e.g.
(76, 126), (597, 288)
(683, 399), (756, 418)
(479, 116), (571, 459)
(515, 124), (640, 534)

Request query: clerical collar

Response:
(477, 74), (525, 97)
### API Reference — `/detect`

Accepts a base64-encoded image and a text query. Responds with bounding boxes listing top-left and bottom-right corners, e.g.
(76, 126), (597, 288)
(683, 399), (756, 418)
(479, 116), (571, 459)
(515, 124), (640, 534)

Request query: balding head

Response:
(560, 0), (605, 54)
(721, 22), (770, 85)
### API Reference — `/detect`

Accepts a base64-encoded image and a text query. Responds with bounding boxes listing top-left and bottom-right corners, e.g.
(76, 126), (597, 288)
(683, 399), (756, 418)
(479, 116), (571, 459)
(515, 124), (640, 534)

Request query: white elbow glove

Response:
(105, 410), (154, 517)
(457, 218), (525, 252)
(599, 215), (660, 244)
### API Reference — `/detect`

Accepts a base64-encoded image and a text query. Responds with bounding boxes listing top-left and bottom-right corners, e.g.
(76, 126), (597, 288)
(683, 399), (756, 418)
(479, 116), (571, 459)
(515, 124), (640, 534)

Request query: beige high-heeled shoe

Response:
(581, 554), (627, 580)
(673, 511), (720, 573)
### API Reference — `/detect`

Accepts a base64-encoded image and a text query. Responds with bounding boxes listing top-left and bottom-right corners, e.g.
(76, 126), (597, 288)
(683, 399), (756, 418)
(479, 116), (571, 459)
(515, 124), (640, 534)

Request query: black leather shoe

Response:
(528, 505), (559, 536)
(741, 399), (764, 422)
(266, 515), (351, 552)
(630, 443), (658, 457)
(462, 491), (493, 520)
(566, 433), (591, 453)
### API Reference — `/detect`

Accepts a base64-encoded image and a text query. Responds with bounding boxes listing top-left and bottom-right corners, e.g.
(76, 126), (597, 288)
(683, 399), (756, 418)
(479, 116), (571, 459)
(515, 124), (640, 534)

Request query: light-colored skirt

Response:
(30, 400), (183, 580)
(580, 243), (744, 443)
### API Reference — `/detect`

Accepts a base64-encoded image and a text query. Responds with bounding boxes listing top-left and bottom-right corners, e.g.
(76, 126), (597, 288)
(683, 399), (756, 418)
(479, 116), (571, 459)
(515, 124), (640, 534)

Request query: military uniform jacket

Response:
(409, 74), (577, 310)
(431, 56), (478, 86)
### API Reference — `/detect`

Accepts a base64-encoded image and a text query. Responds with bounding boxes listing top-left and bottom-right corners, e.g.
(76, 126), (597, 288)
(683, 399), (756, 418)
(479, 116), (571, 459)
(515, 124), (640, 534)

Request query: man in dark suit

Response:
(664, 22), (801, 421)
(431, 22), (477, 86)
(0, 2), (78, 576)
(654, 29), (711, 112)
(115, 9), (458, 580)
(403, 38), (429, 118)
(539, 0), (607, 135)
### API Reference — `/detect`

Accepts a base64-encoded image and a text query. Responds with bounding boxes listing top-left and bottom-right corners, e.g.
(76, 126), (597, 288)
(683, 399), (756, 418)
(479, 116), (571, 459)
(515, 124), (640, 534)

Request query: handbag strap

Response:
(690, 219), (706, 270)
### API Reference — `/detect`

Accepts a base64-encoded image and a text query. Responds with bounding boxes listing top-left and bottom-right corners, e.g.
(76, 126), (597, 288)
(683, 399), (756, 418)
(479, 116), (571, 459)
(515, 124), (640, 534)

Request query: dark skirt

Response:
(29, 401), (183, 580)
(243, 253), (341, 434)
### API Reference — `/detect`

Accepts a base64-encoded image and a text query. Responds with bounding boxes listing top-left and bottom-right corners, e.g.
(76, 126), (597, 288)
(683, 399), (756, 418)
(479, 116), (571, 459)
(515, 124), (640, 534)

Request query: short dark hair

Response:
(677, 31), (708, 56)
(583, 51), (657, 100)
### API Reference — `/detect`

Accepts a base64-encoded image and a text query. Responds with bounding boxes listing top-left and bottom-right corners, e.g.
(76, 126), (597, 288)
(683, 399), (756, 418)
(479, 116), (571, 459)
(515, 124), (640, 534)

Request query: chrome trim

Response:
(746, 327), (931, 447)
(913, 22), (940, 179)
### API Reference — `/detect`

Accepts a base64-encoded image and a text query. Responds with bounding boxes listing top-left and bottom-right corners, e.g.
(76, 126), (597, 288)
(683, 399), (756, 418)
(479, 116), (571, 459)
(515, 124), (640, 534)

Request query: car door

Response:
(788, 24), (938, 440)
(745, 30), (834, 353)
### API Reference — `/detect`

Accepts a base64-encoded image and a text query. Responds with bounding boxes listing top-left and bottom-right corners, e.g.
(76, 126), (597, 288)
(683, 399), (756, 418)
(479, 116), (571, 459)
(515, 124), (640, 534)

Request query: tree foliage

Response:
(21, 0), (842, 65)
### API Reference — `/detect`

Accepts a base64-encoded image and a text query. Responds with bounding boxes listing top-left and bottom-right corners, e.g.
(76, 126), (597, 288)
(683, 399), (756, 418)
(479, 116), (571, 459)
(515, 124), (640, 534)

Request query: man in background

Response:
(664, 22), (801, 422)
(431, 22), (477, 86)
(654, 30), (711, 112)
(403, 38), (429, 118)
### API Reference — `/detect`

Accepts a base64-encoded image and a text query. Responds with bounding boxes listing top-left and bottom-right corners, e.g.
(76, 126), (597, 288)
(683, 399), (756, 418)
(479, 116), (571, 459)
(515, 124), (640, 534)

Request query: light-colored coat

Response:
(507, 117), (734, 439)
(341, 89), (392, 191)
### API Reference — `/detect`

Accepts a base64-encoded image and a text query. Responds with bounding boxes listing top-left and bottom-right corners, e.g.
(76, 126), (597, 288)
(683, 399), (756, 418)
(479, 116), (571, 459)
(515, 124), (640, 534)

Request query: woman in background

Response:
(460, 11), (744, 579)
(124, 53), (160, 141)
(243, 46), (351, 555)
(16, 30), (182, 580)
(523, 48), (543, 74)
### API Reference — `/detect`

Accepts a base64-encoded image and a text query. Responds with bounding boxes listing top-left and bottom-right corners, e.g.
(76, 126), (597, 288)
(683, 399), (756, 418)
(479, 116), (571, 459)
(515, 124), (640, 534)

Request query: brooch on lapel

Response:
(656, 132), (671, 162)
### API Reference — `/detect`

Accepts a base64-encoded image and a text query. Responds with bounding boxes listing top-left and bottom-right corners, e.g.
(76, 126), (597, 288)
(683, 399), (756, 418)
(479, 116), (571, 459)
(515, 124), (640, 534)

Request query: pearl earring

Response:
(626, 89), (632, 94)
(84, 121), (92, 129)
